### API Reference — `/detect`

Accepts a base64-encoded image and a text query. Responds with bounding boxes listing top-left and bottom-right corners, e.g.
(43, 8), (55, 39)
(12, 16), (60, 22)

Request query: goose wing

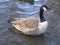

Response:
(11, 17), (39, 29)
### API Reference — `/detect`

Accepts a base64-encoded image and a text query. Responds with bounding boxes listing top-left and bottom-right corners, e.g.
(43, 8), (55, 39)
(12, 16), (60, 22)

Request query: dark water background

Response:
(0, 0), (60, 45)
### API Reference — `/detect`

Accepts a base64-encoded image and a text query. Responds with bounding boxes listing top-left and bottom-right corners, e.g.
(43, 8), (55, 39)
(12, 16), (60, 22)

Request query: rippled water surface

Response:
(0, 0), (60, 45)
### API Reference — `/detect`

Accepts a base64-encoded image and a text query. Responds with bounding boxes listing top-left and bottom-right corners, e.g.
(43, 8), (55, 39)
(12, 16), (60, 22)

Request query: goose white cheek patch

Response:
(43, 7), (47, 11)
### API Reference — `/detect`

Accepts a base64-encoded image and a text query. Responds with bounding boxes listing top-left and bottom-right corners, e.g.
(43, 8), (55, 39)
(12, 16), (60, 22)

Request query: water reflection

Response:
(9, 27), (46, 45)
(9, 27), (60, 45)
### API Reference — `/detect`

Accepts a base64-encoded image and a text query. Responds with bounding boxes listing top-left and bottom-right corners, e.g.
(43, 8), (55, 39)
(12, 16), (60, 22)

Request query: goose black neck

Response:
(39, 7), (46, 22)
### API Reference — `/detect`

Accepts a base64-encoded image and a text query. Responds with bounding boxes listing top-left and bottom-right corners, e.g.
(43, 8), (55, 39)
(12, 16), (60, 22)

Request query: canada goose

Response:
(10, 5), (49, 35)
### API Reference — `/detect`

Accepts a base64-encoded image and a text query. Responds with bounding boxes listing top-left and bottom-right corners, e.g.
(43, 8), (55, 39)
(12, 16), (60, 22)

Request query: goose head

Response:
(40, 5), (49, 11)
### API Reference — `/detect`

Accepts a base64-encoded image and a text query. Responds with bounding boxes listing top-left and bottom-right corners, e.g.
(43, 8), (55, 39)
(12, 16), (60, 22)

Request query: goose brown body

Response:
(11, 17), (39, 29)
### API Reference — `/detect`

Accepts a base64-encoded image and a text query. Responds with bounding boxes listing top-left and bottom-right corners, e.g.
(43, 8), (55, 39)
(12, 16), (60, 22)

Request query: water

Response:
(0, 0), (60, 45)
